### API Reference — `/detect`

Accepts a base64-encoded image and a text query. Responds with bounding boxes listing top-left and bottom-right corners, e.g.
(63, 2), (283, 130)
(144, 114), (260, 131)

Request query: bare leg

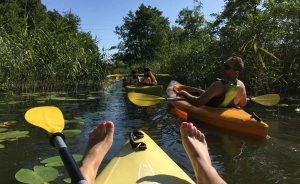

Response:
(80, 121), (114, 184)
(180, 122), (226, 184)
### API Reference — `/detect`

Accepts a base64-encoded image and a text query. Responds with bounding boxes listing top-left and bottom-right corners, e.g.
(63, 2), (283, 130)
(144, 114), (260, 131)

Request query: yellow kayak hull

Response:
(125, 85), (163, 96)
(96, 131), (195, 184)
(166, 80), (269, 138)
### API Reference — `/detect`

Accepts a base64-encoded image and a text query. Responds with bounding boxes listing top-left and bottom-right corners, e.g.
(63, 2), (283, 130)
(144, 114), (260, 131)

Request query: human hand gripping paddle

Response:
(25, 106), (88, 184)
(127, 92), (280, 106)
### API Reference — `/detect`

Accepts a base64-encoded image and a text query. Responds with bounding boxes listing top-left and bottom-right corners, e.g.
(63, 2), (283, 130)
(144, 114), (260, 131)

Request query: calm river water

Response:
(0, 81), (299, 184)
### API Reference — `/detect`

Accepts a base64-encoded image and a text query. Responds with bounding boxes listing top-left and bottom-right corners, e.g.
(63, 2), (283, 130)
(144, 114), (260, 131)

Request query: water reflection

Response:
(0, 83), (300, 183)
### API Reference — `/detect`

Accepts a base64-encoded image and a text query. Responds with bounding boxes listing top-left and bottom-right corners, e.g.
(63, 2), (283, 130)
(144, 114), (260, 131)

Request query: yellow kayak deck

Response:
(96, 131), (195, 184)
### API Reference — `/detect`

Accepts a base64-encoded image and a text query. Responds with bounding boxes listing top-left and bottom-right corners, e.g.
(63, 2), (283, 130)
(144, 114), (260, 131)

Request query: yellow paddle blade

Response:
(25, 106), (64, 133)
(106, 74), (124, 77)
(128, 92), (165, 106)
(155, 74), (171, 77)
(250, 94), (280, 106)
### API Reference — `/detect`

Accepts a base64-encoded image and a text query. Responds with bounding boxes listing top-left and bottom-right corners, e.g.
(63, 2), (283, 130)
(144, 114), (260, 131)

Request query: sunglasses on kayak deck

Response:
(223, 62), (238, 71)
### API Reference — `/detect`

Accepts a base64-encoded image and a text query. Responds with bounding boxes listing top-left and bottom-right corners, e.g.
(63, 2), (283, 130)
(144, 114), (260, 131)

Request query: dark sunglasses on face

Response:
(223, 62), (237, 71)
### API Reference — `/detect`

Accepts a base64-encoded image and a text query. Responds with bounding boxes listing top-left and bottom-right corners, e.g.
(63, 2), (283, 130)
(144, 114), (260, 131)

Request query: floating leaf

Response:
(68, 119), (85, 125)
(266, 109), (277, 112)
(277, 104), (288, 106)
(62, 129), (81, 138)
(0, 144), (4, 148)
(63, 178), (71, 183)
(36, 101), (46, 104)
(8, 101), (23, 105)
(0, 128), (8, 132)
(15, 165), (58, 184)
(41, 154), (83, 167)
(87, 96), (101, 100)
(0, 131), (29, 140)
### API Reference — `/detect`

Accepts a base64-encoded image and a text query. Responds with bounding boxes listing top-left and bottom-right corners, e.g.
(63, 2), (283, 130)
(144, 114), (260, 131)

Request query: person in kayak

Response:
(177, 56), (247, 108)
(79, 121), (225, 184)
(122, 70), (141, 87)
(140, 67), (157, 86)
(180, 122), (226, 184)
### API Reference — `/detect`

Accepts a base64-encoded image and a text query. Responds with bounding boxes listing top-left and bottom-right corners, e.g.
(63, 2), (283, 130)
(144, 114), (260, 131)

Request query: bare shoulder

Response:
(205, 81), (226, 95)
(211, 80), (225, 88)
(237, 80), (246, 88)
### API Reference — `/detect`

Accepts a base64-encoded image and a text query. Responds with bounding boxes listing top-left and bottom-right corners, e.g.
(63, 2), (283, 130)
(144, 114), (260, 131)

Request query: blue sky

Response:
(41, 0), (224, 54)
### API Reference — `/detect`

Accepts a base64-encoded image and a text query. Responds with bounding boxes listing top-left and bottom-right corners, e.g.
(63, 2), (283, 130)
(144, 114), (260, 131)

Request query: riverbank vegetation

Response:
(0, 0), (299, 98)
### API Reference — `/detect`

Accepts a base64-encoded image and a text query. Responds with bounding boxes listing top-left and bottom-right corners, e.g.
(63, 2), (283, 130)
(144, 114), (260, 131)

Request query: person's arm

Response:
(177, 82), (225, 107)
(235, 80), (247, 107)
(150, 72), (157, 85)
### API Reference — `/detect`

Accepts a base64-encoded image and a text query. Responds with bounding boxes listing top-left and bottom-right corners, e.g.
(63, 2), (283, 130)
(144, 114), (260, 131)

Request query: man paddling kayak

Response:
(177, 56), (247, 108)
(79, 121), (226, 184)
(140, 67), (157, 86)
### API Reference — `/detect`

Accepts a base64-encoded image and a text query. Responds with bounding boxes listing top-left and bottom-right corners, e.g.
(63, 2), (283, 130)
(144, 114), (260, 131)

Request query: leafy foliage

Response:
(0, 0), (107, 94)
(115, 4), (170, 67)
(0, 0), (299, 97)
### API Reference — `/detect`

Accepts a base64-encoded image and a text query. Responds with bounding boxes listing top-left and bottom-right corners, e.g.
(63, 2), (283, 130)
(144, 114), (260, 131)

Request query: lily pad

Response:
(36, 101), (46, 104)
(62, 129), (81, 138)
(0, 144), (4, 148)
(277, 104), (289, 106)
(0, 128), (8, 133)
(15, 165), (58, 184)
(63, 178), (71, 183)
(40, 154), (83, 167)
(87, 96), (101, 100)
(266, 109), (277, 112)
(67, 119), (86, 125)
(0, 130), (29, 140)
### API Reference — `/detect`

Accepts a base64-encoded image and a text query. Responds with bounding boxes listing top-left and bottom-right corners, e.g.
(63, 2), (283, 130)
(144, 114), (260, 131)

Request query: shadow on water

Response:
(0, 82), (300, 183)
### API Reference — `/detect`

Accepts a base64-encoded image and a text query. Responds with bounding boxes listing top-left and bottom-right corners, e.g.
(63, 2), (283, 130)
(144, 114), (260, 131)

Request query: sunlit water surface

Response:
(0, 81), (299, 184)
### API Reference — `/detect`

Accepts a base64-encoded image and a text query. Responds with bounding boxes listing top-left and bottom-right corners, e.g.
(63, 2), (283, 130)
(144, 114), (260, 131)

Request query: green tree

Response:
(115, 4), (170, 67)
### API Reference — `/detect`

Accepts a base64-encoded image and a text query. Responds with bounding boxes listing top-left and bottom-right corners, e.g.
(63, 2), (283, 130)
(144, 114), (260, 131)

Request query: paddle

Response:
(25, 106), (88, 184)
(127, 93), (185, 106)
(128, 92), (280, 107)
(247, 94), (280, 106)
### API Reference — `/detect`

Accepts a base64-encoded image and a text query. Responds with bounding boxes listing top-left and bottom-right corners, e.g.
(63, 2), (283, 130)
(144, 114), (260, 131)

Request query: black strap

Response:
(129, 131), (147, 150)
(250, 112), (262, 122)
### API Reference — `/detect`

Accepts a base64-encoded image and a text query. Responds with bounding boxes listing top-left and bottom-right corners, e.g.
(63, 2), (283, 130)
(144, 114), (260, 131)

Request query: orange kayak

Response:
(166, 80), (269, 138)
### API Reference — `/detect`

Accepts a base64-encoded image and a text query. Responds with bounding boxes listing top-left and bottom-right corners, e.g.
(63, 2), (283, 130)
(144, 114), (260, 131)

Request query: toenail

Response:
(106, 122), (113, 128)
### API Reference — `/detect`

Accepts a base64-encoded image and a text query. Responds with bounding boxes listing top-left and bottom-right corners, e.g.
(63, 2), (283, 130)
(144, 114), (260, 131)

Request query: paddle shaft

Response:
(166, 97), (185, 101)
(51, 133), (88, 184)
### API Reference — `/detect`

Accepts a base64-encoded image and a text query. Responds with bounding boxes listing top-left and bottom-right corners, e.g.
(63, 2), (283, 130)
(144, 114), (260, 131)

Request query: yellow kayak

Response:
(95, 131), (195, 184)
(125, 85), (163, 96)
(166, 80), (269, 138)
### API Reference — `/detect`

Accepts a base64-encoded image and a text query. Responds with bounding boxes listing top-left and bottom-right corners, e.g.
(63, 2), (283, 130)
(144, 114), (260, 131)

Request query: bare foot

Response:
(80, 121), (114, 184)
(180, 122), (226, 184)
